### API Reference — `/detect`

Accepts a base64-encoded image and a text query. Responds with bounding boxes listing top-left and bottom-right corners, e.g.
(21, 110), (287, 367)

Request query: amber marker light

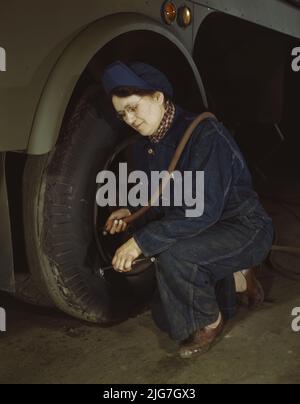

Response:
(162, 1), (177, 25)
(178, 6), (192, 27)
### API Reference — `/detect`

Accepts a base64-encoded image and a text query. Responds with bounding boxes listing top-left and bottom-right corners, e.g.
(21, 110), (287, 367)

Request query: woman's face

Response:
(112, 92), (165, 136)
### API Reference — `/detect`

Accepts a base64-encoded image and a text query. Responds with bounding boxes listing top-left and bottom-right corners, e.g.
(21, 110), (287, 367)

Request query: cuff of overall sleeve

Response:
(133, 226), (174, 257)
(133, 231), (153, 257)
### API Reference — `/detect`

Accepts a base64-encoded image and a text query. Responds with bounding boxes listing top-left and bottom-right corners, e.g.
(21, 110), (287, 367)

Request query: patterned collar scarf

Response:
(149, 100), (175, 144)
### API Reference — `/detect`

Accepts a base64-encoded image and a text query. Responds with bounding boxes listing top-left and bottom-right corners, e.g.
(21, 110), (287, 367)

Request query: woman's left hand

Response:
(112, 237), (142, 272)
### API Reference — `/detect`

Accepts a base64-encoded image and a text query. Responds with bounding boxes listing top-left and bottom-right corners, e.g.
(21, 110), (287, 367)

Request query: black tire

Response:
(23, 88), (155, 323)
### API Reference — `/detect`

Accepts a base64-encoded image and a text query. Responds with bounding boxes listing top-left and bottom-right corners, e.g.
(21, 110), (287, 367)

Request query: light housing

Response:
(162, 2), (177, 25)
(177, 6), (192, 27)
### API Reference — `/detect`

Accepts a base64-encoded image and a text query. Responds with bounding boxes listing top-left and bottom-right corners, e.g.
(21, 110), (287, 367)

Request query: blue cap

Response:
(101, 61), (173, 98)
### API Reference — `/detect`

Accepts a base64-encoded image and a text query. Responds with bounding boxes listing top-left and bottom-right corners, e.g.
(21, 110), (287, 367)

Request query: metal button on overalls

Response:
(148, 148), (155, 155)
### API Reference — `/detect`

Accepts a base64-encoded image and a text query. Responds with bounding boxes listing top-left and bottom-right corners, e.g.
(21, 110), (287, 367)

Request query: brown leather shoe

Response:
(245, 267), (264, 309)
(179, 317), (224, 359)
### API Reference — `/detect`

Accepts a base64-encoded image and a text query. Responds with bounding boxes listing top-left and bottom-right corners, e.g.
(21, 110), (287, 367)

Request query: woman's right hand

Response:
(104, 208), (132, 235)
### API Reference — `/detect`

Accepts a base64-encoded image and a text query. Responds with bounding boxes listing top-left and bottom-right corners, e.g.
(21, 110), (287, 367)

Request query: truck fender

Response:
(27, 12), (207, 155)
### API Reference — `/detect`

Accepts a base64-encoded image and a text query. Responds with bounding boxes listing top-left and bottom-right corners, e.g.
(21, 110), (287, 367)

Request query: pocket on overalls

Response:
(194, 263), (216, 286)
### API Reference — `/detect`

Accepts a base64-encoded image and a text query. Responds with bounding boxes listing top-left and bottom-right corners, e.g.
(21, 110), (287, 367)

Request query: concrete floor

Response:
(0, 267), (300, 384)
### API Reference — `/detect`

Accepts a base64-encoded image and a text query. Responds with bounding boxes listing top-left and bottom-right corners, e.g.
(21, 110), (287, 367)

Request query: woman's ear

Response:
(153, 91), (165, 105)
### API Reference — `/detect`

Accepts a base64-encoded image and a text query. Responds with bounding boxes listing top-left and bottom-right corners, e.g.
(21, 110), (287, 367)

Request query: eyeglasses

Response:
(115, 98), (142, 121)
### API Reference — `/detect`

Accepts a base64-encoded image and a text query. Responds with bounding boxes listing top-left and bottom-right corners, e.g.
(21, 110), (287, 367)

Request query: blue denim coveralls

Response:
(130, 106), (274, 342)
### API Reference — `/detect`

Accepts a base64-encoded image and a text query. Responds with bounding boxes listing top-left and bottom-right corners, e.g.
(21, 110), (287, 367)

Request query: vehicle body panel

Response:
(192, 0), (300, 40)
